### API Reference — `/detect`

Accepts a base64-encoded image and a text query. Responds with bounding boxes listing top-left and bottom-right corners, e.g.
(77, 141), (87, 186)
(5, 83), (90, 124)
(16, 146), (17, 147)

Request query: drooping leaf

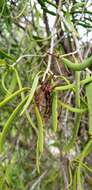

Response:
(20, 73), (39, 115)
(52, 90), (58, 132)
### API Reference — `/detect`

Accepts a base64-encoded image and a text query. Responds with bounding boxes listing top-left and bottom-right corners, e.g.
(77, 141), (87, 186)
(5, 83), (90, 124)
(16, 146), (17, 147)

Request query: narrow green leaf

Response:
(7, 71), (17, 94)
(36, 141), (40, 173)
(13, 67), (24, 99)
(0, 88), (29, 107)
(20, 74), (39, 115)
(35, 105), (44, 153)
(2, 70), (17, 95)
(0, 49), (15, 61)
(77, 139), (92, 190)
(52, 91), (58, 132)
(14, 67), (38, 134)
(55, 76), (92, 91)
(1, 71), (10, 94)
(59, 100), (87, 113)
(0, 96), (28, 153)
(86, 81), (92, 135)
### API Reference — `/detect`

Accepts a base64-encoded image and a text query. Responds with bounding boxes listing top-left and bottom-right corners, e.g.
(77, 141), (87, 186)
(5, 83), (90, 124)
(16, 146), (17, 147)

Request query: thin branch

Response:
(29, 170), (47, 190)
(42, 0), (62, 81)
(13, 54), (46, 66)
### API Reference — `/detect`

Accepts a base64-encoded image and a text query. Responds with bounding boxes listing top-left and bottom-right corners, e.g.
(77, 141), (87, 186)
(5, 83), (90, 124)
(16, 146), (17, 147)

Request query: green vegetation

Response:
(0, 0), (92, 189)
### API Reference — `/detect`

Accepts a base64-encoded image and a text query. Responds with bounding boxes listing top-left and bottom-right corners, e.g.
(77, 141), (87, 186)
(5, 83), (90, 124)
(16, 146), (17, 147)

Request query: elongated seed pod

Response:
(59, 100), (87, 113)
(86, 81), (92, 135)
(7, 72), (17, 94)
(52, 90), (58, 132)
(55, 76), (92, 91)
(62, 55), (92, 71)
(35, 105), (44, 153)
(0, 88), (29, 108)
(21, 73), (39, 115)
(77, 139), (92, 190)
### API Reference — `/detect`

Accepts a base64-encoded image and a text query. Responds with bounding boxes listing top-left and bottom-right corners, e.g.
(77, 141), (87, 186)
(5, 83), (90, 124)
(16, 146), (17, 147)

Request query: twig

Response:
(47, 50), (78, 59)
(42, 0), (62, 81)
(42, 25), (56, 81)
(13, 54), (46, 66)
(58, 11), (82, 61)
(84, 43), (92, 58)
(29, 170), (47, 190)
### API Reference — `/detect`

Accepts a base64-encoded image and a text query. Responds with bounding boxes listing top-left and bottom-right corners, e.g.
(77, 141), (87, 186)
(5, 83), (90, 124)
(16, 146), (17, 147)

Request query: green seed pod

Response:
(62, 55), (92, 71)
(35, 105), (44, 153)
(52, 90), (58, 132)
(86, 81), (92, 135)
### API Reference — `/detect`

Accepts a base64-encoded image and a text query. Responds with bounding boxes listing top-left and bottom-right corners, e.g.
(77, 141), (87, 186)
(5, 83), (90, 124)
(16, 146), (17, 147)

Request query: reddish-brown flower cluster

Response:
(35, 81), (52, 115)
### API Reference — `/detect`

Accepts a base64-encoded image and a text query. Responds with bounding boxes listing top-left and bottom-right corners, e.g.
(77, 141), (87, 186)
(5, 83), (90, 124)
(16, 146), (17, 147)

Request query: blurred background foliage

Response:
(0, 0), (92, 189)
